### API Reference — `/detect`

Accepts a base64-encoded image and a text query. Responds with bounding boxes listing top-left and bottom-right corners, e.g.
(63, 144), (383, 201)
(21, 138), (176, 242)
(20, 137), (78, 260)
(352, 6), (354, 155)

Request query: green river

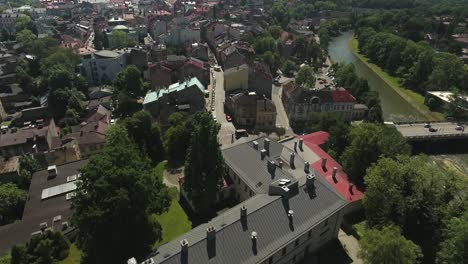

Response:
(328, 32), (426, 122)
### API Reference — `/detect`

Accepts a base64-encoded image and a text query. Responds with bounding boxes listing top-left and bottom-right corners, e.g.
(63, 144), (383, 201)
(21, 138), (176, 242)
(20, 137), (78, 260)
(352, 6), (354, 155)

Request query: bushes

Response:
(11, 230), (70, 264)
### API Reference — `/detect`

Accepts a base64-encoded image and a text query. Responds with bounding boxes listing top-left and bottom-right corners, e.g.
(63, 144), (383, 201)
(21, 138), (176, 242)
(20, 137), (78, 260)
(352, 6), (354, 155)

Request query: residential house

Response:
(80, 49), (127, 85)
(64, 105), (111, 158)
(282, 81), (366, 126)
(143, 77), (206, 124)
(187, 42), (209, 61)
(0, 160), (89, 255)
(146, 57), (209, 89)
(224, 64), (249, 92)
(0, 13), (27, 34)
(0, 119), (60, 158)
(137, 137), (348, 264)
(249, 61), (273, 99)
(0, 156), (20, 184)
(226, 92), (276, 129)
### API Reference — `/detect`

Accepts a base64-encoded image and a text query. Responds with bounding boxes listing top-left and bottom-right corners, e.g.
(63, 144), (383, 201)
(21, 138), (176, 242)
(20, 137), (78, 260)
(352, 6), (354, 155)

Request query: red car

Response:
(226, 115), (232, 122)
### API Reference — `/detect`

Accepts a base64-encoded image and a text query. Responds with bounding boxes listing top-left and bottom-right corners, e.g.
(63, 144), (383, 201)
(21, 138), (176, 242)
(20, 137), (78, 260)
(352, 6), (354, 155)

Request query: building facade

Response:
(224, 64), (249, 92)
(143, 77), (206, 124)
(137, 137), (347, 264)
(282, 81), (367, 126)
(80, 50), (127, 85)
(226, 92), (277, 129)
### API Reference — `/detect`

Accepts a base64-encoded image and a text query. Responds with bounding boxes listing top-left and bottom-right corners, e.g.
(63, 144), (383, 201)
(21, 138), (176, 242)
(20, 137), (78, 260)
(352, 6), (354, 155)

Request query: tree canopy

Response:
(437, 211), (468, 264)
(340, 123), (410, 184)
(0, 183), (26, 225)
(184, 112), (224, 213)
(112, 65), (144, 117)
(296, 65), (316, 88)
(364, 155), (468, 263)
(11, 230), (70, 264)
(359, 225), (422, 264)
(72, 125), (170, 263)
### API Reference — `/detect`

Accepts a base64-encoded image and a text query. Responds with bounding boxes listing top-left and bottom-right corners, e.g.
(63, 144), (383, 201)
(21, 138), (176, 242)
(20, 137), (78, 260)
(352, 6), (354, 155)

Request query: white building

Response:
(80, 50), (127, 85)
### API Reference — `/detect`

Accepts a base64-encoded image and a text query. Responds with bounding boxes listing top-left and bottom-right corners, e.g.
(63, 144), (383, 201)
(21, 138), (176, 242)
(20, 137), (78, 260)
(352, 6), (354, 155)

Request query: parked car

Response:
(424, 123), (431, 128)
(455, 125), (464, 131)
(213, 65), (221, 71)
(429, 127), (438, 132)
(226, 115), (232, 122)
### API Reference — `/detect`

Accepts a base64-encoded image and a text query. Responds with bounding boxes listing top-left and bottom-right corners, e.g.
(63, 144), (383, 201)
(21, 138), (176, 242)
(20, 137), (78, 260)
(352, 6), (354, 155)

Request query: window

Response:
(294, 239), (299, 247)
(237, 178), (240, 184)
(249, 190), (253, 197)
(282, 248), (286, 256)
(244, 185), (247, 192)
(324, 218), (329, 226)
(308, 230), (312, 238)
(268, 256), (273, 264)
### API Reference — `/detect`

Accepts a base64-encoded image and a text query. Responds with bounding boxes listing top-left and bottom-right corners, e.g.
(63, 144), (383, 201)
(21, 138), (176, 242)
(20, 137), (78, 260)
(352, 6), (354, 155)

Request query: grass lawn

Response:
(152, 187), (192, 248)
(59, 243), (81, 264)
(349, 38), (444, 121)
(154, 161), (167, 181)
(353, 221), (367, 239)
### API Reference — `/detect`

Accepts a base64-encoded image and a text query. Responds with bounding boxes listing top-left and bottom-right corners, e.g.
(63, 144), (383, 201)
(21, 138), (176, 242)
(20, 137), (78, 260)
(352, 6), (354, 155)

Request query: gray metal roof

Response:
(147, 137), (347, 264)
(149, 174), (346, 264)
(222, 137), (309, 194)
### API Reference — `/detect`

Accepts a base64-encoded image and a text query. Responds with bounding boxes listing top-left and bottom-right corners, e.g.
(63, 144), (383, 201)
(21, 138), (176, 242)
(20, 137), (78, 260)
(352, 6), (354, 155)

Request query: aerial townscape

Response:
(0, 0), (468, 263)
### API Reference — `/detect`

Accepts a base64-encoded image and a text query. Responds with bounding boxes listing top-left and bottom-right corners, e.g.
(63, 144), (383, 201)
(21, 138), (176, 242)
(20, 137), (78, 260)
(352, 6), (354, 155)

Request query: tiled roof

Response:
(300, 132), (363, 202)
(331, 90), (356, 103)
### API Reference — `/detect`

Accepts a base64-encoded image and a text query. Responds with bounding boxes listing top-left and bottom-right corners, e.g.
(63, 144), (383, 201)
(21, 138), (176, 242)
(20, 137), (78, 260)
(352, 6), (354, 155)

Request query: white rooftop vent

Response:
(39, 222), (47, 230)
(31, 230), (42, 237)
(281, 186), (290, 192)
(53, 215), (62, 222)
(127, 257), (137, 264)
(67, 174), (78, 182)
(66, 192), (76, 200)
(47, 165), (57, 179)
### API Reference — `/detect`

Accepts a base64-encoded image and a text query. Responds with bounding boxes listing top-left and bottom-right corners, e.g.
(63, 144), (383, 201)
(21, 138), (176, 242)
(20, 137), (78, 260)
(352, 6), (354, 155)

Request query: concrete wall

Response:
(224, 66), (248, 92)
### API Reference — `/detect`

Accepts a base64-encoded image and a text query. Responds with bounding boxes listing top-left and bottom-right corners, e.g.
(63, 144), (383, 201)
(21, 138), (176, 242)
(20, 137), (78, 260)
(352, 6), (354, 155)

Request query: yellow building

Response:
(224, 64), (248, 92)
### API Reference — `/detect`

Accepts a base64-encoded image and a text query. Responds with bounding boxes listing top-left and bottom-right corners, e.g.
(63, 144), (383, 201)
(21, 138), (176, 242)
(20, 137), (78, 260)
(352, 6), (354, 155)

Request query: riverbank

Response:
(348, 37), (444, 121)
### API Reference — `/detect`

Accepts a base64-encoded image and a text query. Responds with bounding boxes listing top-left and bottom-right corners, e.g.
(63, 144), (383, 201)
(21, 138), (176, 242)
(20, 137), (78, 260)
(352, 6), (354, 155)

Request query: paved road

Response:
(395, 122), (467, 138)
(210, 67), (236, 145)
(271, 84), (295, 137)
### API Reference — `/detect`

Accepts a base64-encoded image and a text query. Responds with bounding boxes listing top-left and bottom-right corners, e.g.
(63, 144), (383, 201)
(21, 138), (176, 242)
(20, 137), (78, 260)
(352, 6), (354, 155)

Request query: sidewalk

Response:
(338, 229), (363, 264)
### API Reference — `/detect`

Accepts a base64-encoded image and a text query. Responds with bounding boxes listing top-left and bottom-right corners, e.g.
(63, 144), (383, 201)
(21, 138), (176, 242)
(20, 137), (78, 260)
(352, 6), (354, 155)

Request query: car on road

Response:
(212, 114), (217, 121)
(424, 123), (431, 128)
(455, 125), (464, 131)
(235, 129), (248, 139)
(226, 115), (232, 122)
(429, 127), (438, 132)
(213, 65), (221, 71)
(211, 107), (215, 111)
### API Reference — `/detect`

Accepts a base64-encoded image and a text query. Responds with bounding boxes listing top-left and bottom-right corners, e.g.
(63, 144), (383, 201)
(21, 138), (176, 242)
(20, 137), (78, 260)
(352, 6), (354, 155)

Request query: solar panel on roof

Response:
(41, 181), (79, 200)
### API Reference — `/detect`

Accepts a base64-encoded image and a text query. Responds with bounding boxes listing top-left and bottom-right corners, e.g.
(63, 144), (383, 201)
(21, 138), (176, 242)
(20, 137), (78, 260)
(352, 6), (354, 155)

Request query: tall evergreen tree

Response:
(184, 112), (224, 213)
(72, 125), (170, 263)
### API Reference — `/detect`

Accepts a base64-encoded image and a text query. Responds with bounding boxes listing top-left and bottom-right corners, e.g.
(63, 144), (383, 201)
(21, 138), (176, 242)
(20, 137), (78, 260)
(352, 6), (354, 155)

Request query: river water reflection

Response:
(328, 32), (426, 122)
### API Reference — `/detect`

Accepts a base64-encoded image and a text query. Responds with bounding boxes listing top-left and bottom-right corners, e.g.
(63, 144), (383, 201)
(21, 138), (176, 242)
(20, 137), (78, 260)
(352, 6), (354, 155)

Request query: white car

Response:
(213, 65), (221, 71)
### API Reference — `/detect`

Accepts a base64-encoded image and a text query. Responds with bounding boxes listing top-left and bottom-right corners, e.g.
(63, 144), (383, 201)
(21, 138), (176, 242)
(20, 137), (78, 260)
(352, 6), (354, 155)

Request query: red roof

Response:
(331, 90), (356, 103)
(299, 132), (363, 203)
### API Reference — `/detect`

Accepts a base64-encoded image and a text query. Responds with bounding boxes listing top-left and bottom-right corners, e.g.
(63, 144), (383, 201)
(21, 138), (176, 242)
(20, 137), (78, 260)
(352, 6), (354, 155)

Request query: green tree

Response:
(281, 60), (296, 77)
(111, 29), (126, 48)
(164, 113), (193, 166)
(10, 230), (70, 264)
(17, 155), (40, 189)
(340, 123), (410, 184)
(0, 183), (27, 225)
(113, 65), (144, 97)
(296, 65), (316, 88)
(14, 15), (36, 34)
(123, 111), (165, 164)
(72, 125), (170, 263)
(16, 29), (36, 46)
(184, 112), (224, 213)
(359, 225), (422, 264)
(268, 25), (282, 39)
(437, 212), (468, 264)
(364, 155), (466, 263)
